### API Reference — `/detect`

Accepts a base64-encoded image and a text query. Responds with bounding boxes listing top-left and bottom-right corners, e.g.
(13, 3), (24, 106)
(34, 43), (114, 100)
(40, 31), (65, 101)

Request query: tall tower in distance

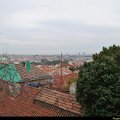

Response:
(60, 53), (63, 88)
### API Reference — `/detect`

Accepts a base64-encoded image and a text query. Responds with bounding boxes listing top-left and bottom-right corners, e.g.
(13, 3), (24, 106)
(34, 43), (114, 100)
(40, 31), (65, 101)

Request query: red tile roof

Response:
(34, 87), (82, 115)
(37, 65), (73, 76)
(0, 82), (81, 116)
(15, 64), (51, 82)
(53, 73), (78, 89)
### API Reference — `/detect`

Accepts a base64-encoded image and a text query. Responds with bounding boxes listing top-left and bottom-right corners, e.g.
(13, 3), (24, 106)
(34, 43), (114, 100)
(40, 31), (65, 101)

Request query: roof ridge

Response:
(34, 87), (81, 115)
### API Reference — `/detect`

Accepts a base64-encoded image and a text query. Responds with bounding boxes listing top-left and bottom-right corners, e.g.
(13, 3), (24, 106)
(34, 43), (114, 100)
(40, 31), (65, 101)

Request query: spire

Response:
(60, 53), (63, 88)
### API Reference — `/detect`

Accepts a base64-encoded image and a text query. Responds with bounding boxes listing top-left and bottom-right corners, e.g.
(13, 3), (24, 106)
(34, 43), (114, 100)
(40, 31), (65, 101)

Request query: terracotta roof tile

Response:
(34, 87), (82, 115)
(15, 64), (52, 82)
(0, 82), (80, 116)
(53, 73), (78, 88)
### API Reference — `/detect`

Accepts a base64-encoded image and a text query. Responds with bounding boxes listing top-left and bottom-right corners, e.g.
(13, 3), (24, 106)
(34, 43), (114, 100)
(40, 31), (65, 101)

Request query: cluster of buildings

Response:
(0, 53), (92, 63)
(37, 60), (84, 91)
(0, 55), (87, 116)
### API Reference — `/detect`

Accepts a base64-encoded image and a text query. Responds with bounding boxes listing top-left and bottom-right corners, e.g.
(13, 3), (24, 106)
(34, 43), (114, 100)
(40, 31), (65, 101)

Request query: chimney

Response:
(25, 61), (32, 72)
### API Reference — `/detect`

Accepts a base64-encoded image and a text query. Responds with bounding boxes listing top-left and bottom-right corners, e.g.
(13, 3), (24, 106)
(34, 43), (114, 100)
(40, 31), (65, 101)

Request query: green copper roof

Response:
(25, 61), (32, 72)
(0, 57), (7, 61)
(0, 64), (22, 83)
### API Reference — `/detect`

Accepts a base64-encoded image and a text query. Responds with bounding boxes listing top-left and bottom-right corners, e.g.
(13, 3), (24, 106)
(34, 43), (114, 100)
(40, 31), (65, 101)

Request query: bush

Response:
(76, 45), (120, 116)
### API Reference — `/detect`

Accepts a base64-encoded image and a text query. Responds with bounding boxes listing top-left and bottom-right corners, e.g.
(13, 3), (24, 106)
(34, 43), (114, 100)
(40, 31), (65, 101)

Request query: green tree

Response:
(67, 78), (76, 88)
(76, 45), (120, 116)
(69, 66), (75, 73)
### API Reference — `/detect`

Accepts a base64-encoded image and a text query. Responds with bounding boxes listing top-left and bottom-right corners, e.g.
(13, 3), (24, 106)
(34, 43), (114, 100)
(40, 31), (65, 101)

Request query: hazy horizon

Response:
(0, 52), (92, 56)
(0, 0), (120, 55)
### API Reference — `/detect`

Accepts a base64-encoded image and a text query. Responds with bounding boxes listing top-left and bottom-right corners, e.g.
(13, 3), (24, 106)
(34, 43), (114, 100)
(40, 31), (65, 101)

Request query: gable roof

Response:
(15, 63), (52, 82)
(0, 83), (80, 116)
(0, 62), (52, 84)
(34, 87), (82, 115)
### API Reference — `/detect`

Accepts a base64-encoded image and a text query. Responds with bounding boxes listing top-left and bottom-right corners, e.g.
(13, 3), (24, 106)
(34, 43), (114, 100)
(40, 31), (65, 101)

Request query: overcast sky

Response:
(0, 0), (120, 55)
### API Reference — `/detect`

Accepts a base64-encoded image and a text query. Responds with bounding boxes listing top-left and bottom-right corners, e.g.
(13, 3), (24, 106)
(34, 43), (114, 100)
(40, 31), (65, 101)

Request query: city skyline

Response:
(0, 0), (120, 54)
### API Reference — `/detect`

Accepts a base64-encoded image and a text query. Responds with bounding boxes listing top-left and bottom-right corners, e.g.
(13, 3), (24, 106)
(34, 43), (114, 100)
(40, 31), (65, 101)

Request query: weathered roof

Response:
(0, 64), (22, 83)
(15, 63), (52, 82)
(0, 62), (52, 83)
(53, 73), (78, 88)
(0, 84), (80, 116)
(34, 87), (82, 115)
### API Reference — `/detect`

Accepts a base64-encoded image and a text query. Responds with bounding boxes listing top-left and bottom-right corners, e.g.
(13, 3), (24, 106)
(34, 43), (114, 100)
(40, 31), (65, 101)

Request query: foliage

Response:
(93, 44), (120, 67)
(76, 45), (120, 116)
(69, 66), (76, 73)
(67, 78), (76, 88)
(68, 78), (76, 85)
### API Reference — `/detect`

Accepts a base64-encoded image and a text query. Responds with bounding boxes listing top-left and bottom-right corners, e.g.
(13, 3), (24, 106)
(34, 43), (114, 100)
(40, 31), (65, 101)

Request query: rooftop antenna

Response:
(60, 53), (65, 89)
(60, 53), (63, 88)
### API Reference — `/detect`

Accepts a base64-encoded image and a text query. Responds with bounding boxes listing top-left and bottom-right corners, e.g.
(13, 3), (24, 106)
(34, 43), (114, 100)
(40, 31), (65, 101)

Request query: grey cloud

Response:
(0, 0), (120, 54)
